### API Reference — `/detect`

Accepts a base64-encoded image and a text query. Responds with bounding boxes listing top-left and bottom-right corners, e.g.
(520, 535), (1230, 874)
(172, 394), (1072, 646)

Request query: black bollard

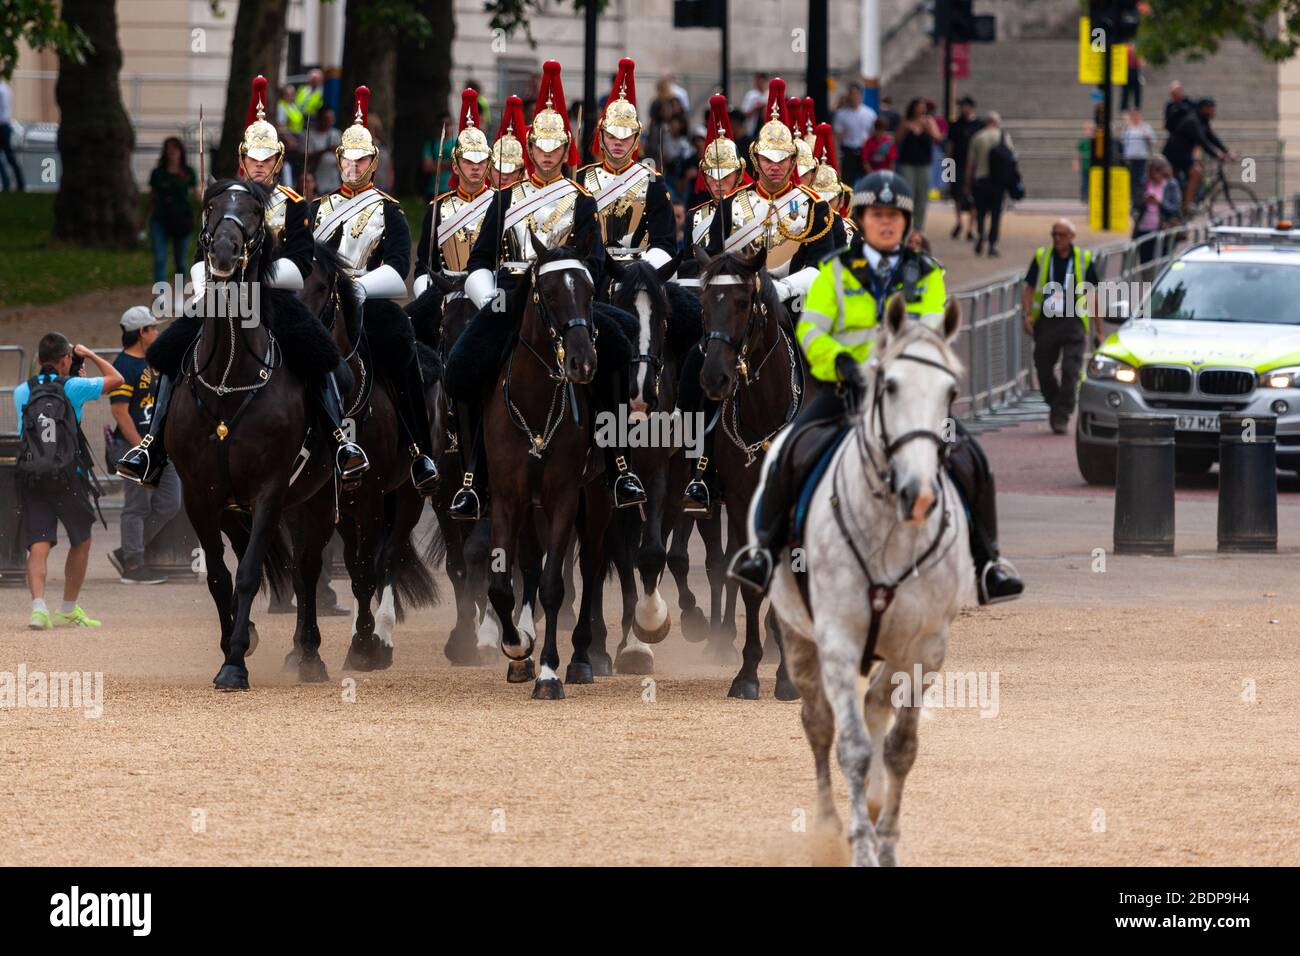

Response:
(1114, 414), (1176, 555)
(1217, 413), (1277, 552)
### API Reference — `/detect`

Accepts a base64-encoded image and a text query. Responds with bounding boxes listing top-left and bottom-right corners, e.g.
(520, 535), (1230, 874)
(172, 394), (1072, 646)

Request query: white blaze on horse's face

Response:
(877, 339), (956, 527)
(630, 288), (653, 414)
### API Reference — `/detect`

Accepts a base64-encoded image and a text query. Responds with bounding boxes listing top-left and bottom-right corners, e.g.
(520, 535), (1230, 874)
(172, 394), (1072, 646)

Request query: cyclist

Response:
(1162, 96), (1230, 212)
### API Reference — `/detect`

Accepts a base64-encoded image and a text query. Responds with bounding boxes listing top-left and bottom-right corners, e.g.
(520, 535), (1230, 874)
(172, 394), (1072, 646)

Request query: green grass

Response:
(0, 192), (155, 309)
(0, 191), (431, 311)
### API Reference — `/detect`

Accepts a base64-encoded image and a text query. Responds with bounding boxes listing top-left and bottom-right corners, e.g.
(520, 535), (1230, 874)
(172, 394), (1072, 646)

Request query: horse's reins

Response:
(828, 344), (961, 668)
(503, 258), (595, 457)
(700, 271), (803, 466)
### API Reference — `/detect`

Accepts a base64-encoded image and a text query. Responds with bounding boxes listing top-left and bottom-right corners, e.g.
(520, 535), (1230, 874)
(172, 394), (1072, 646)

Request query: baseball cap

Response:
(121, 305), (159, 332)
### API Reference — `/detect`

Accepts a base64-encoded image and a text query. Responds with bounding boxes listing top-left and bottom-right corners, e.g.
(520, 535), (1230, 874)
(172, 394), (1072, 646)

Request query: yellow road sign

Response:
(1088, 164), (1131, 232)
(1078, 17), (1129, 85)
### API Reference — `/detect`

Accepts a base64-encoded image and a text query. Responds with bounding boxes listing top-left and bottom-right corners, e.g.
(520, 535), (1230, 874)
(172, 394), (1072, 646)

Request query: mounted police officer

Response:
(578, 57), (676, 274)
(311, 85), (440, 496)
(679, 77), (837, 514)
(117, 75), (368, 488)
(729, 170), (1025, 605)
(450, 60), (646, 521)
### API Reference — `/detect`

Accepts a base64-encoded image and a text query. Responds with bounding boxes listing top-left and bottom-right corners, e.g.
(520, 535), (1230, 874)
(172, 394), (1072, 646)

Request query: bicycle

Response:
(1183, 157), (1257, 218)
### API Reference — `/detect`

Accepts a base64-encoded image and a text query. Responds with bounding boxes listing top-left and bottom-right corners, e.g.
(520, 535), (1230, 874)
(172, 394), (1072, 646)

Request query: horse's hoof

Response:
(444, 636), (480, 666)
(565, 661), (594, 685)
(506, 659), (535, 683)
(531, 678), (565, 700)
(703, 640), (738, 666)
(477, 644), (500, 666)
(213, 664), (249, 691)
(282, 647), (303, 672)
(774, 675), (801, 701)
(631, 612), (672, 646)
(589, 651), (614, 677)
(342, 648), (371, 672)
(680, 607), (709, 644)
(247, 622), (259, 658)
(615, 646), (654, 675)
(727, 676), (760, 700)
(298, 655), (330, 684)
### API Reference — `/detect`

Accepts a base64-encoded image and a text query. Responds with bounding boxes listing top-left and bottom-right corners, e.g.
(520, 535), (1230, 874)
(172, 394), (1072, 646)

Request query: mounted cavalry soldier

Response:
(808, 122), (855, 248)
(117, 75), (368, 488)
(311, 85), (440, 496)
(679, 77), (836, 514)
(578, 57), (676, 273)
(686, 94), (749, 260)
(489, 95), (527, 192)
(449, 60), (647, 521)
(728, 169), (1025, 605)
(413, 88), (494, 300)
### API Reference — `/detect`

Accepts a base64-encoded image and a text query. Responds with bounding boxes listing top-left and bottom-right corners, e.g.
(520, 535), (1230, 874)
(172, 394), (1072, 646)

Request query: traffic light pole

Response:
(583, 0), (597, 164)
(720, 0), (729, 99)
(1101, 22), (1112, 228)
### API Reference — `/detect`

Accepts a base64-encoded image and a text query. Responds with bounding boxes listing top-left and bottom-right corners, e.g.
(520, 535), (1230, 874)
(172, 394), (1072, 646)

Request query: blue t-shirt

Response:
(13, 373), (104, 434)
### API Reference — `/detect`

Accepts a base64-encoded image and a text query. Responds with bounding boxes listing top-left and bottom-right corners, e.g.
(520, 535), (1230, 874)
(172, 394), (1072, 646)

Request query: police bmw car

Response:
(1076, 225), (1300, 483)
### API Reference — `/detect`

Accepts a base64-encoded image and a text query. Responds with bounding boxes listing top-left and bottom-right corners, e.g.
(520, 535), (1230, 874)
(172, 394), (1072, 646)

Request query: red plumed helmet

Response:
(245, 75), (269, 127)
(813, 122), (838, 172)
(706, 93), (734, 143)
(351, 85), (370, 127)
(801, 97), (817, 138)
(531, 60), (579, 168)
(785, 97), (802, 135)
(592, 56), (641, 156)
(458, 87), (481, 132)
(763, 77), (789, 127)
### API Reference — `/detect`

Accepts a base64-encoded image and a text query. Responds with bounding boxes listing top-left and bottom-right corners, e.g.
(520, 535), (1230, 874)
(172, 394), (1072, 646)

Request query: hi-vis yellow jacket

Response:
(796, 247), (947, 382)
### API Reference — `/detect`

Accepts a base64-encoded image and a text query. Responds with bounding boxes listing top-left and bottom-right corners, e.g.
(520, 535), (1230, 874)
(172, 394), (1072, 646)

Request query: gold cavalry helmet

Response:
(751, 77), (797, 164)
(794, 96), (817, 177)
(809, 122), (849, 208)
(238, 75), (284, 173)
(528, 60), (579, 167)
(492, 94), (527, 175)
(597, 57), (641, 149)
(453, 87), (491, 166)
(700, 93), (744, 180)
(338, 85), (378, 188)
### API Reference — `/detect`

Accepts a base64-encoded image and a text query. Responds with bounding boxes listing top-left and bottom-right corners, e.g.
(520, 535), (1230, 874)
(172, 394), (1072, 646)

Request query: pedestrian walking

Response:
(108, 307), (181, 585)
(966, 111), (1012, 256)
(1120, 109), (1156, 210)
(861, 116), (897, 173)
(895, 98), (942, 231)
(14, 333), (123, 629)
(1132, 156), (1181, 265)
(945, 95), (983, 240)
(147, 136), (198, 285)
(1021, 220), (1100, 434)
(832, 81), (876, 186)
(0, 77), (25, 192)
(1121, 47), (1144, 110)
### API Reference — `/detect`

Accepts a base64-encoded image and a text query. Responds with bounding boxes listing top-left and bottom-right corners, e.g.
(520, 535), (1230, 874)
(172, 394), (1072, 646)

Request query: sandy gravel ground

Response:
(2, 525), (1297, 866)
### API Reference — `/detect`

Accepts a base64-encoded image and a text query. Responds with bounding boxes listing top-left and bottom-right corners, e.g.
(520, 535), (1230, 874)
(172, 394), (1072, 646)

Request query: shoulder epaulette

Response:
(797, 184), (822, 201)
(374, 187), (400, 204)
(432, 190), (455, 204)
(276, 184), (303, 202)
(689, 199), (715, 214)
(570, 178), (592, 197)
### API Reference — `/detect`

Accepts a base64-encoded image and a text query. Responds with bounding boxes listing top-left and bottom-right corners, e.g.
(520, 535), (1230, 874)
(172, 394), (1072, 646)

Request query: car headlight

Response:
(1259, 365), (1300, 389)
(1088, 354), (1137, 383)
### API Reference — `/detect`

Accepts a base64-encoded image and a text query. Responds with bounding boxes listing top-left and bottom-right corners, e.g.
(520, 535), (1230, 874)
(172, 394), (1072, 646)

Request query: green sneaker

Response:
(54, 605), (101, 628)
(28, 608), (52, 630)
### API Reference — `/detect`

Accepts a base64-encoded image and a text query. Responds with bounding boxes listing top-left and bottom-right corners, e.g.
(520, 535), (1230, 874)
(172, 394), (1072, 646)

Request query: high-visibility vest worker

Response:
(294, 83), (324, 122)
(1028, 243), (1096, 337)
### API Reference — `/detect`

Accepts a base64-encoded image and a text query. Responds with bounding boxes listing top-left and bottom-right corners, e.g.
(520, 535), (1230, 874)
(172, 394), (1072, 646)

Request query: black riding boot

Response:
(448, 399), (484, 521)
(319, 368), (369, 489)
(603, 368), (646, 510)
(116, 373), (174, 487)
(947, 424), (1024, 605)
(728, 451), (788, 596)
(392, 355), (440, 496)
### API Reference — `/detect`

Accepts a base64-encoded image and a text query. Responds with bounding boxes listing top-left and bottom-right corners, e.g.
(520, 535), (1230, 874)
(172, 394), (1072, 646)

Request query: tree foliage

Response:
(0, 0), (91, 79)
(1128, 0), (1300, 65)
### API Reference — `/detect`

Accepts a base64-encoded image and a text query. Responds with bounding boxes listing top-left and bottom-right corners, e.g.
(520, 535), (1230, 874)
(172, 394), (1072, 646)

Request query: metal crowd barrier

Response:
(953, 194), (1300, 422)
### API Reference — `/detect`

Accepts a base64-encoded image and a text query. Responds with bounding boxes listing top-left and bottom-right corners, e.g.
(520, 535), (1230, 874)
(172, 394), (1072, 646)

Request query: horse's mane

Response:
(612, 259), (669, 319)
(700, 252), (790, 332)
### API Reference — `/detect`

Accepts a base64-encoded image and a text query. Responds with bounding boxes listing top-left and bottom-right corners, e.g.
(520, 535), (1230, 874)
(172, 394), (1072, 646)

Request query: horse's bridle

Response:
(197, 182), (266, 282)
(524, 257), (597, 381)
(859, 347), (959, 498)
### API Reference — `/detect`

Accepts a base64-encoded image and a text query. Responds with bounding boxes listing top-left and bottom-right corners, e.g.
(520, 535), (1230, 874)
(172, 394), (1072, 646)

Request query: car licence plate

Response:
(1176, 414), (1220, 432)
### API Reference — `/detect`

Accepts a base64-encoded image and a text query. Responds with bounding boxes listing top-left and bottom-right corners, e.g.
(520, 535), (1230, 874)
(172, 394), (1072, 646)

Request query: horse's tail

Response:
(259, 521), (293, 603)
(422, 513), (448, 571)
(390, 520), (441, 621)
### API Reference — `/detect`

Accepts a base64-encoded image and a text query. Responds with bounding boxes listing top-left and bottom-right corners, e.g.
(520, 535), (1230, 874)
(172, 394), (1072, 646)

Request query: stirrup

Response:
(978, 557), (1024, 605)
(449, 484), (481, 521)
(727, 545), (775, 595)
(410, 454), (440, 495)
(117, 438), (161, 487)
(335, 442), (370, 481)
(682, 478), (712, 515)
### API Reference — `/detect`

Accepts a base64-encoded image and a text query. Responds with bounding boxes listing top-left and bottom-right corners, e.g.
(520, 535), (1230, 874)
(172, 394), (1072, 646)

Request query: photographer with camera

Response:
(13, 332), (122, 629)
